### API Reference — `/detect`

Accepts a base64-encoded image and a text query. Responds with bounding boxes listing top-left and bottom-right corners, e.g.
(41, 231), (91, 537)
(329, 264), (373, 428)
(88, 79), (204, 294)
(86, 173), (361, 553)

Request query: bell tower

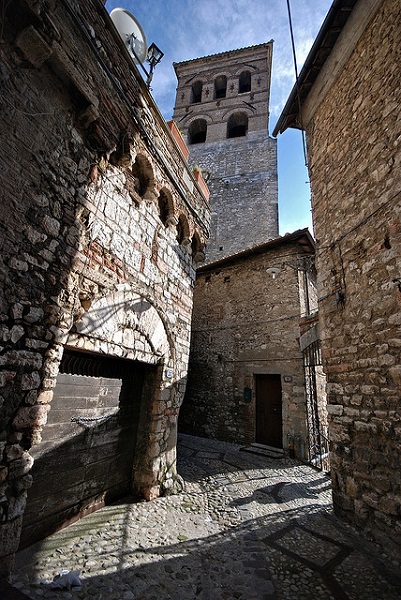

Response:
(173, 42), (278, 262)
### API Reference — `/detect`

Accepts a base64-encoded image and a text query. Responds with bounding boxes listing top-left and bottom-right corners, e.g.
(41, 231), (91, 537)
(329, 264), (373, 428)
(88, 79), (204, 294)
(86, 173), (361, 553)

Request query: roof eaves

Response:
(272, 0), (356, 136)
(173, 41), (273, 74)
(197, 229), (315, 273)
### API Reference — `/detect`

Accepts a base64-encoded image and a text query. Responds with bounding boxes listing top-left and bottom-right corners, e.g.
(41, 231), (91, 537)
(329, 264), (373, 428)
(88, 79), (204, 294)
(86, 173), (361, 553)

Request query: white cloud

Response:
(106, 0), (332, 231)
(107, 0), (331, 120)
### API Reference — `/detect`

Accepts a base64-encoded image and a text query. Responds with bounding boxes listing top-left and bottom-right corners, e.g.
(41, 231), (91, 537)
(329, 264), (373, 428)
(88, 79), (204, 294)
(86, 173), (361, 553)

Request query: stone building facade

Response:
(0, 0), (209, 579)
(274, 0), (401, 552)
(173, 43), (278, 263)
(180, 230), (319, 460)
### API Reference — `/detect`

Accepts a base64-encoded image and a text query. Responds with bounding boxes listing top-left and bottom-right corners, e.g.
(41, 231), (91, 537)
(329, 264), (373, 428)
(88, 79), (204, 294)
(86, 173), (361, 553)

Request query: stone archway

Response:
(21, 289), (178, 547)
(69, 289), (172, 364)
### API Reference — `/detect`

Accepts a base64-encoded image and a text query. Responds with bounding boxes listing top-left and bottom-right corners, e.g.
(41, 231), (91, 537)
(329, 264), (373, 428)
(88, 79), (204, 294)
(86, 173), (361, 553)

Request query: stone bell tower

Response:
(173, 42), (278, 263)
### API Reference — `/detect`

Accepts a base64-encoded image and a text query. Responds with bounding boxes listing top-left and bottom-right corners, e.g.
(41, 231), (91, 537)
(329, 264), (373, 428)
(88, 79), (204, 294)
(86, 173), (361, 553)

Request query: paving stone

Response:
(12, 435), (401, 599)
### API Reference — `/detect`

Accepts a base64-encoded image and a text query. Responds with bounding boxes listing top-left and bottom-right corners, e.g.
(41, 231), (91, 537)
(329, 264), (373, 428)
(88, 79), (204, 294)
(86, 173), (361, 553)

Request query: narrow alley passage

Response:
(13, 435), (401, 600)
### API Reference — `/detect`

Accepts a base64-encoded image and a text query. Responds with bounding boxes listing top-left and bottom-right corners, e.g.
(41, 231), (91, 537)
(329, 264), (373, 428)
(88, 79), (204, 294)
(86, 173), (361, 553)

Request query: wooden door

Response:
(20, 350), (146, 548)
(255, 374), (283, 448)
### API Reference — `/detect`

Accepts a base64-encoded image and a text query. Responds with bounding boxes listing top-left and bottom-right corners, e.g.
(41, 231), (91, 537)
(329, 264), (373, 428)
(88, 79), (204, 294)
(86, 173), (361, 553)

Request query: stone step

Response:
(239, 443), (285, 459)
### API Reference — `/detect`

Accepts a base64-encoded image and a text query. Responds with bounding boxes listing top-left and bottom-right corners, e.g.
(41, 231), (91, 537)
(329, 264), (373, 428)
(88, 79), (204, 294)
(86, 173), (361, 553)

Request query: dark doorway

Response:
(255, 374), (283, 448)
(20, 349), (148, 548)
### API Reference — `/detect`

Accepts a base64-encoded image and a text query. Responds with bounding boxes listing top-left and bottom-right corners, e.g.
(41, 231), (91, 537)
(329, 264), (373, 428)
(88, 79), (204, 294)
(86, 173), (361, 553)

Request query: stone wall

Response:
(173, 44), (278, 263)
(188, 134), (278, 262)
(181, 232), (316, 457)
(304, 0), (401, 550)
(0, 0), (209, 579)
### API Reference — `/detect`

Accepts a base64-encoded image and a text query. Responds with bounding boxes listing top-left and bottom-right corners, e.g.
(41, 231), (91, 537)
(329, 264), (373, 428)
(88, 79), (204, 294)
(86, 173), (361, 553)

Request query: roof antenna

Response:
(110, 8), (164, 90)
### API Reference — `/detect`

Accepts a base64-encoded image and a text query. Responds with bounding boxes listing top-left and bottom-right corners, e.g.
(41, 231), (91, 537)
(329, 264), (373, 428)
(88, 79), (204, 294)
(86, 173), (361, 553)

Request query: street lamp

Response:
(266, 255), (315, 315)
(266, 256), (315, 278)
(146, 42), (164, 89)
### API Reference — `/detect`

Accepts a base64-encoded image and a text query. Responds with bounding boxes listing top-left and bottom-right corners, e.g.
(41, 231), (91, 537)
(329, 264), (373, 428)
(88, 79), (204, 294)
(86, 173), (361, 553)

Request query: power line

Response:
(285, 0), (309, 170)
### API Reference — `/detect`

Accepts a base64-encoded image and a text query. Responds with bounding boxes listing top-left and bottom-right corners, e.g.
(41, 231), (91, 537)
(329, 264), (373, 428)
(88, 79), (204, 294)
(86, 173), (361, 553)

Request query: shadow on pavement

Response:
(14, 497), (401, 600)
(12, 435), (401, 600)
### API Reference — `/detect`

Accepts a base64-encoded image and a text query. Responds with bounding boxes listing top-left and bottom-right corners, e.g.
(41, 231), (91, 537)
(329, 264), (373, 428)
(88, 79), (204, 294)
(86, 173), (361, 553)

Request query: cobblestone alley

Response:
(11, 435), (401, 600)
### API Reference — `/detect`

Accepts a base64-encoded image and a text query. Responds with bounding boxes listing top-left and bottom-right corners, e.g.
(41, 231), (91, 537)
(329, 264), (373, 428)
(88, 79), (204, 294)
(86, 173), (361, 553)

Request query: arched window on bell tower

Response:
(188, 118), (207, 144)
(227, 112), (248, 138)
(191, 80), (203, 103)
(214, 75), (227, 99)
(172, 42), (278, 263)
(238, 70), (251, 93)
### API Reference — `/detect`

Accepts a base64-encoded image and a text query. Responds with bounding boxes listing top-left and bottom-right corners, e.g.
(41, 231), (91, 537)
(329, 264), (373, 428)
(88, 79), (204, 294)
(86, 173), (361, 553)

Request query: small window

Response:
(214, 75), (227, 99)
(188, 118), (207, 144)
(227, 112), (248, 138)
(239, 70), (251, 93)
(191, 80), (203, 103)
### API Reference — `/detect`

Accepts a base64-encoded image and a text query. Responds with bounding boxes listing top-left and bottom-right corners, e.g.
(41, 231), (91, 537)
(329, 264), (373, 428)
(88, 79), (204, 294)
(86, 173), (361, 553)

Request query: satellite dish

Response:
(110, 8), (148, 64)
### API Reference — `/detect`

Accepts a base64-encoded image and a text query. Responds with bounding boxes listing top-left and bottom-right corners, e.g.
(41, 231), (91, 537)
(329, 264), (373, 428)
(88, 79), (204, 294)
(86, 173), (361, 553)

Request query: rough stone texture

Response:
(11, 435), (401, 600)
(303, 0), (401, 553)
(0, 0), (209, 579)
(173, 44), (278, 263)
(181, 232), (317, 459)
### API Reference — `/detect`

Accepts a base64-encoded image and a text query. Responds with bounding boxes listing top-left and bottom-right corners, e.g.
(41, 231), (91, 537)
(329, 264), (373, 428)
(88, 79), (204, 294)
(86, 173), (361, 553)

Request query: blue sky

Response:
(106, 0), (332, 236)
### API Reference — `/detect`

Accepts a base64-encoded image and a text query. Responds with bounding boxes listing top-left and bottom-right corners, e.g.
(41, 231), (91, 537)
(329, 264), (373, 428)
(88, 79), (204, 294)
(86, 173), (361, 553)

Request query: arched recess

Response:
(21, 289), (175, 547)
(191, 230), (205, 263)
(131, 153), (156, 199)
(227, 112), (249, 138)
(191, 80), (203, 103)
(157, 188), (175, 227)
(188, 118), (207, 144)
(176, 213), (190, 246)
(109, 130), (133, 168)
(214, 75), (227, 99)
(238, 70), (251, 93)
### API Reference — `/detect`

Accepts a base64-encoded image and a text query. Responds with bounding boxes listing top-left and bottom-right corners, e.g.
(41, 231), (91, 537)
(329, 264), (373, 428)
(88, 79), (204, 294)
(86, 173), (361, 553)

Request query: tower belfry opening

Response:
(188, 118), (207, 144)
(214, 75), (227, 98)
(173, 43), (278, 262)
(227, 112), (248, 138)
(239, 70), (251, 93)
(191, 80), (203, 103)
